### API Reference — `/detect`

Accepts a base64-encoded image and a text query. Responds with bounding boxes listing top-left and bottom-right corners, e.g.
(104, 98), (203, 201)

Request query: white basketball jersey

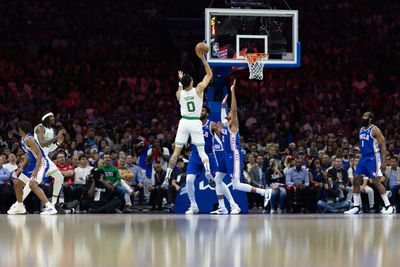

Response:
(34, 124), (57, 155)
(179, 87), (202, 118)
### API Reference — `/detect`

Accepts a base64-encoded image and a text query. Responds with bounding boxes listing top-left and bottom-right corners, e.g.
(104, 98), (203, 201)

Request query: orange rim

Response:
(245, 53), (269, 64)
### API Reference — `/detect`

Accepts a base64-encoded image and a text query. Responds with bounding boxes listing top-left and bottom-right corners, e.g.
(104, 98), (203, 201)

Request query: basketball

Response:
(195, 42), (209, 54)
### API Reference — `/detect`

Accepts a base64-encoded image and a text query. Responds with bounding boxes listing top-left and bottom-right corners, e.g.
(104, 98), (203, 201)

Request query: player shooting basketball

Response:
(163, 43), (215, 187)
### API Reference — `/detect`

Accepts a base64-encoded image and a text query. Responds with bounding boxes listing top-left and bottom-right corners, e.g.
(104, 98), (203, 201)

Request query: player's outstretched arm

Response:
(196, 51), (213, 93)
(221, 94), (228, 125)
(176, 70), (184, 101)
(373, 127), (387, 172)
(229, 79), (239, 129)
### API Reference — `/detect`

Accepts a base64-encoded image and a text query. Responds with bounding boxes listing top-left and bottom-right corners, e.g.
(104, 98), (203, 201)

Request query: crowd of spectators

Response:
(0, 0), (399, 213)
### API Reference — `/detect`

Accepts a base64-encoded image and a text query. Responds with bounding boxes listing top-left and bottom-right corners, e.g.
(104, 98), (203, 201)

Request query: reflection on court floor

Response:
(0, 214), (399, 267)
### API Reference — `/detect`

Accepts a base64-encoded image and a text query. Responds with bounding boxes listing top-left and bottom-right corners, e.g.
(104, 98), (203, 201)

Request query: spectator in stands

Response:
(117, 157), (137, 213)
(327, 157), (352, 201)
(266, 159), (286, 213)
(126, 154), (145, 210)
(148, 162), (168, 211)
(55, 151), (75, 203)
(73, 155), (93, 200)
(0, 157), (12, 213)
(169, 158), (187, 208)
(247, 155), (266, 209)
(286, 156), (311, 212)
(385, 156), (400, 210)
(146, 139), (170, 181)
(80, 169), (122, 214)
(317, 176), (351, 213)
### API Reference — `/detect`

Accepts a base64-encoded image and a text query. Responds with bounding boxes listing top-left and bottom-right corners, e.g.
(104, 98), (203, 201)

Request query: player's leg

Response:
(363, 184), (375, 211)
(7, 174), (28, 214)
(185, 157), (202, 214)
(166, 119), (188, 180)
(229, 150), (271, 207)
(48, 167), (64, 205)
(345, 174), (363, 214)
(190, 120), (214, 182)
(211, 171), (229, 215)
(30, 163), (57, 215)
(368, 155), (394, 213)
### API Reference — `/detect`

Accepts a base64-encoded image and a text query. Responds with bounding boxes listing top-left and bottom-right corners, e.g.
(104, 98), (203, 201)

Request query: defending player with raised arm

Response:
(211, 79), (271, 214)
(185, 104), (240, 214)
(163, 49), (214, 187)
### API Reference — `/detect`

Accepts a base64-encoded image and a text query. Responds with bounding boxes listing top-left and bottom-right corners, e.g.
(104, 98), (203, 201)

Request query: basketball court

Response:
(0, 214), (399, 267)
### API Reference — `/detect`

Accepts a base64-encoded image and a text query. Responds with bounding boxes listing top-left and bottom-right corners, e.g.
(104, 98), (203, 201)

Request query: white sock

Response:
(354, 193), (362, 207)
(186, 174), (197, 207)
(166, 168), (173, 179)
(51, 171), (64, 204)
(22, 184), (32, 201)
(45, 202), (52, 207)
(221, 182), (236, 206)
(255, 188), (266, 196)
(17, 201), (24, 208)
(218, 198), (226, 209)
(203, 162), (211, 173)
(204, 171), (214, 182)
(381, 192), (391, 207)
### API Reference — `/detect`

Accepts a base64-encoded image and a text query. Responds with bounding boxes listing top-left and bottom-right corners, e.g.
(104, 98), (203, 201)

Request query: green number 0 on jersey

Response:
(187, 101), (195, 112)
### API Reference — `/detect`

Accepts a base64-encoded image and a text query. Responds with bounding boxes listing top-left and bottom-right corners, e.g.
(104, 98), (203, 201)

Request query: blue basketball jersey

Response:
(21, 134), (47, 165)
(221, 125), (240, 154)
(359, 125), (380, 156)
(191, 120), (214, 155)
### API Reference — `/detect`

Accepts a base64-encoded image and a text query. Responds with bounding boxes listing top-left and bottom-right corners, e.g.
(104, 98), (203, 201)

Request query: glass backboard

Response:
(205, 8), (300, 68)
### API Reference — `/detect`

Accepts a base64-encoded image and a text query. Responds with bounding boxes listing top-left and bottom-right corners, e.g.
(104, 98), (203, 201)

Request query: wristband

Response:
(56, 141), (61, 146)
(178, 82), (183, 87)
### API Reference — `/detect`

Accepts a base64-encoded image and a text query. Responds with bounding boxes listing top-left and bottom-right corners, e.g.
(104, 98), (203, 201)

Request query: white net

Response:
(245, 53), (269, 80)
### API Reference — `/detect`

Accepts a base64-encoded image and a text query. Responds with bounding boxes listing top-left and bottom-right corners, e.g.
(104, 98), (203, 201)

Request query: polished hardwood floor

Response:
(0, 214), (399, 267)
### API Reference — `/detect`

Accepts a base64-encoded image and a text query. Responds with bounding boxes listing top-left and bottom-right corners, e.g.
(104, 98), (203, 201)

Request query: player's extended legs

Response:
(196, 145), (214, 183)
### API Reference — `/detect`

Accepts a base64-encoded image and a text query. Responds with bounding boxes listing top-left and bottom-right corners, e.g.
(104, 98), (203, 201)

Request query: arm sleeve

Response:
(221, 107), (228, 125)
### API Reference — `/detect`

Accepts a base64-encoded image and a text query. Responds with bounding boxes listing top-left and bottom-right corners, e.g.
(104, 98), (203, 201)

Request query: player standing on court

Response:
(7, 121), (57, 215)
(345, 112), (395, 214)
(163, 45), (214, 187)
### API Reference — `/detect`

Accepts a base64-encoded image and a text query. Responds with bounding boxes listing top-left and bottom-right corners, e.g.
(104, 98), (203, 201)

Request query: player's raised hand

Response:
(230, 79), (236, 92)
(222, 95), (228, 105)
(178, 70), (184, 80)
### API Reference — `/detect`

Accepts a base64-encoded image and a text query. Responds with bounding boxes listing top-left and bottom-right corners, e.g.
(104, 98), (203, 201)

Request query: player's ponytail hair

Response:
(181, 74), (193, 89)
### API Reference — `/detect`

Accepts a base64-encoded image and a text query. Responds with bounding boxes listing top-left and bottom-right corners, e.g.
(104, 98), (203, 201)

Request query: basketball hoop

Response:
(244, 53), (269, 80)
